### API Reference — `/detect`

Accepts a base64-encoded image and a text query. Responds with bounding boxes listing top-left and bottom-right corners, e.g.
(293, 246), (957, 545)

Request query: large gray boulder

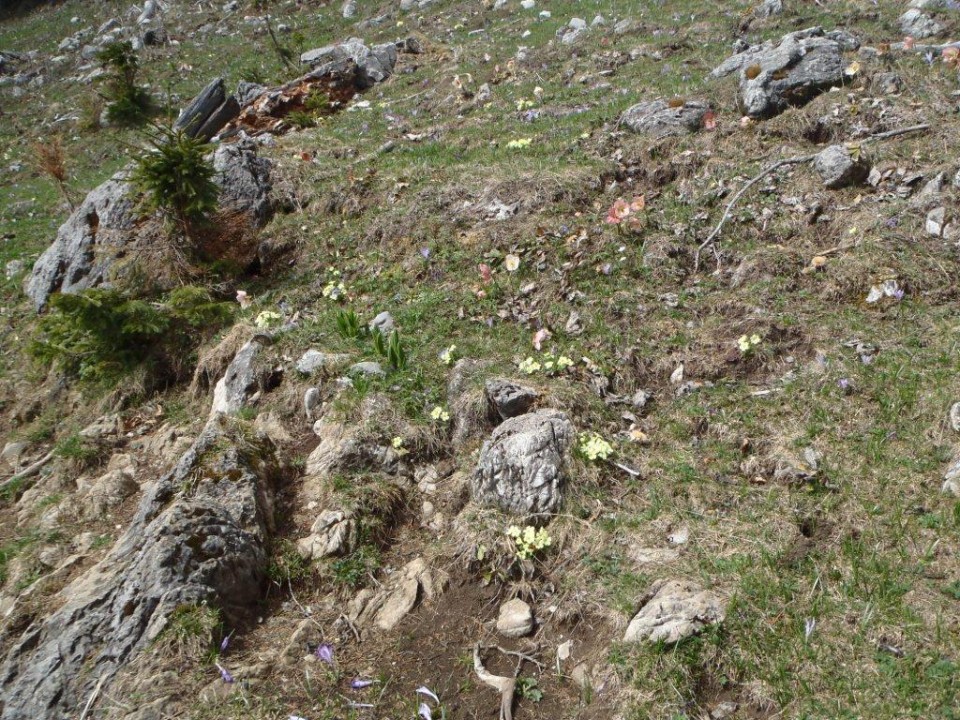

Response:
(0, 420), (282, 720)
(25, 141), (273, 311)
(620, 99), (711, 138)
(712, 27), (845, 118)
(24, 172), (138, 311)
(212, 139), (273, 226)
(471, 409), (574, 515)
(300, 37), (398, 88)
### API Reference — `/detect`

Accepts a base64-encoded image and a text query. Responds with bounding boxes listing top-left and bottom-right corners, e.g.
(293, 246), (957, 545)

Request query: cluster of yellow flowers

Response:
(322, 268), (347, 301)
(518, 352), (574, 376)
(737, 333), (762, 354)
(506, 525), (552, 560)
(578, 432), (613, 461)
(254, 310), (282, 329)
(439, 344), (457, 366)
(506, 138), (532, 150)
(430, 406), (450, 422)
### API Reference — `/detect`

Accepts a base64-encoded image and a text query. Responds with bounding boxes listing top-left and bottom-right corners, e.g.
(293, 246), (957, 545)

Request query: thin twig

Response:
(0, 450), (55, 494)
(862, 123), (930, 143)
(490, 645), (545, 671)
(79, 675), (107, 720)
(695, 154), (816, 271)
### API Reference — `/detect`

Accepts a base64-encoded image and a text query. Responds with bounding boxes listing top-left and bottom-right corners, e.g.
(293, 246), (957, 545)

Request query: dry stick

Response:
(0, 450), (55, 494)
(473, 644), (517, 720)
(694, 154), (816, 271)
(694, 124), (931, 271)
(78, 675), (107, 720)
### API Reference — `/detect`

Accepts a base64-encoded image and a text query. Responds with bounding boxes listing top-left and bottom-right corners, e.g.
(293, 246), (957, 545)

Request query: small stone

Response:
(1, 442), (27, 468)
(496, 599), (534, 638)
(621, 98), (711, 138)
(342, 0), (357, 18)
(950, 402), (960, 432)
(348, 361), (386, 378)
(485, 378), (538, 420)
(623, 580), (725, 644)
(926, 207), (947, 237)
(591, 15), (606, 27)
(304, 388), (321, 420)
(754, 0), (783, 18)
(812, 144), (870, 189)
(369, 311), (395, 336)
(296, 349), (351, 375)
(520, 0), (535, 8)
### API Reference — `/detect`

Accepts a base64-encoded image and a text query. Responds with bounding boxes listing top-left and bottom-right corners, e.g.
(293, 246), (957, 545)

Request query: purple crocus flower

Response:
(220, 630), (234, 653)
(215, 662), (235, 684)
(420, 247), (431, 259)
(351, 678), (375, 689)
(837, 378), (850, 390)
(418, 702), (432, 720)
(315, 642), (335, 665)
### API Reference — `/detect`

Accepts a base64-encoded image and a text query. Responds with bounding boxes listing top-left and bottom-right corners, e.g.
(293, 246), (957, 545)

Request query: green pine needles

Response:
(131, 128), (219, 231)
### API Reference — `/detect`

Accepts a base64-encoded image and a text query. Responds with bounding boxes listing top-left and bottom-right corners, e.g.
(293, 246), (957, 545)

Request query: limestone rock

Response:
(813, 144), (869, 189)
(296, 509), (357, 559)
(485, 378), (538, 421)
(712, 28), (844, 118)
(349, 558), (445, 631)
(754, 0), (783, 18)
(76, 453), (139, 518)
(0, 420), (282, 719)
(296, 349), (352, 375)
(472, 409), (575, 515)
(26, 142), (274, 311)
(369, 310), (395, 335)
(620, 99), (711, 138)
(210, 337), (280, 417)
(300, 38), (398, 89)
(496, 598), (534, 638)
(900, 9), (943, 39)
(623, 580), (725, 644)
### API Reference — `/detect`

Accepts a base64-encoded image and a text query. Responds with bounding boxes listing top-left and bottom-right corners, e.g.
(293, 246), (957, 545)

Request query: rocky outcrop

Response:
(622, 580), (725, 644)
(209, 336), (281, 417)
(173, 77), (241, 141)
(0, 420), (282, 720)
(25, 141), (274, 311)
(712, 27), (845, 118)
(296, 509), (357, 559)
(300, 37), (398, 88)
(472, 409), (574, 515)
(620, 99), (711, 138)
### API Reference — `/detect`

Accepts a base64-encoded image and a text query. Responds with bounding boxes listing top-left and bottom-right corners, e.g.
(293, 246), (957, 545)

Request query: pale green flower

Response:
(430, 406), (450, 422)
(518, 357), (542, 374)
(440, 344), (457, 366)
(508, 524), (552, 560)
(254, 310), (282, 329)
(579, 432), (613, 462)
(506, 138), (533, 149)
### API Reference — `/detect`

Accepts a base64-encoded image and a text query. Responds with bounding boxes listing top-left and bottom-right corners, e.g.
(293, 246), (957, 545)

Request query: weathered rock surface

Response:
(305, 421), (400, 495)
(0, 420), (281, 720)
(26, 141), (274, 311)
(496, 598), (534, 638)
(712, 27), (845, 118)
(210, 337), (281, 417)
(296, 509), (357, 559)
(472, 409), (575, 515)
(300, 37), (398, 88)
(900, 9), (943, 39)
(622, 580), (725, 644)
(296, 349), (352, 375)
(75, 453), (139, 518)
(620, 99), (711, 138)
(24, 172), (137, 311)
(813, 144), (870, 189)
(348, 557), (445, 631)
(173, 77), (241, 140)
(485, 378), (538, 421)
